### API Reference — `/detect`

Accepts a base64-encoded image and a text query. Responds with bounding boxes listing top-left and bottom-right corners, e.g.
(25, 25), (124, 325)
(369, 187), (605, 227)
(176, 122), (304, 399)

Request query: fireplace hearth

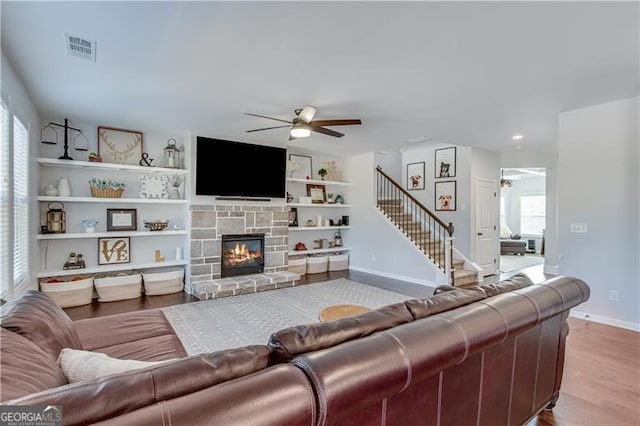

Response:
(221, 233), (265, 278)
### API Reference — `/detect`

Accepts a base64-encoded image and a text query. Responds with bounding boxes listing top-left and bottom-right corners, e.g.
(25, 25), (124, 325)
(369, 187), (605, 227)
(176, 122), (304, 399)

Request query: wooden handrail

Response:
(376, 166), (454, 235)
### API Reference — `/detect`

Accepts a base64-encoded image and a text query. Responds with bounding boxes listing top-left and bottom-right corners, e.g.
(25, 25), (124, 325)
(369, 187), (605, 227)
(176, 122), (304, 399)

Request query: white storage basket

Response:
(94, 273), (142, 302)
(306, 255), (328, 274)
(40, 277), (94, 308)
(288, 256), (307, 275)
(142, 269), (185, 295)
(328, 253), (349, 271)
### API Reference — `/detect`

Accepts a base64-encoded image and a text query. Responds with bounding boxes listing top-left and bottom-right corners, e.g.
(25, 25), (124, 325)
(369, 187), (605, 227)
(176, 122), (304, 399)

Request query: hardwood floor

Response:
(63, 266), (640, 425)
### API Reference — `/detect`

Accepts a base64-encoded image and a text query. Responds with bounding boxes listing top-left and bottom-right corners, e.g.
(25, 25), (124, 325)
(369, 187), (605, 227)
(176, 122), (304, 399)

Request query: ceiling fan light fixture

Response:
(290, 126), (311, 138)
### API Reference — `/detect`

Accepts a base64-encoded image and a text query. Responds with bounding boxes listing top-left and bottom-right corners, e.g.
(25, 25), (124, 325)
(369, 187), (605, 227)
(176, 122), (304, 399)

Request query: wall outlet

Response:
(609, 290), (619, 302)
(371, 254), (376, 262)
(570, 223), (588, 233)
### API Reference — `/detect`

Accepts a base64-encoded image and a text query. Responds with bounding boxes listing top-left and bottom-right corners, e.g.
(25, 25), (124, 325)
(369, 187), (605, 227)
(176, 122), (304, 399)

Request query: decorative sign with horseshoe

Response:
(98, 237), (131, 265)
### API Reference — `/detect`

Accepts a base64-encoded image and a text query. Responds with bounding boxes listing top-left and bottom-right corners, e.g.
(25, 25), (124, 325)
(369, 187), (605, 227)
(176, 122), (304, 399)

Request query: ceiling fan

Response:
(244, 105), (362, 140)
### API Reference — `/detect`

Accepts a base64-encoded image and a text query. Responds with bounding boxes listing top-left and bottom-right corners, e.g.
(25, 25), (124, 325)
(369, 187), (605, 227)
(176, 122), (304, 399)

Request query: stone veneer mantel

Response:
(189, 203), (289, 285)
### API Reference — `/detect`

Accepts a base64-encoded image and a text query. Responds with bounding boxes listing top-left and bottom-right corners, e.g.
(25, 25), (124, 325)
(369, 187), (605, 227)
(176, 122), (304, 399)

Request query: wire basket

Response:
(90, 186), (124, 198)
(143, 220), (169, 231)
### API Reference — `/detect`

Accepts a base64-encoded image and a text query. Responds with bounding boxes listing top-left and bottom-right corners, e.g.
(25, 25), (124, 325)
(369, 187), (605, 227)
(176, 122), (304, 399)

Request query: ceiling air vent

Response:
(65, 33), (96, 61)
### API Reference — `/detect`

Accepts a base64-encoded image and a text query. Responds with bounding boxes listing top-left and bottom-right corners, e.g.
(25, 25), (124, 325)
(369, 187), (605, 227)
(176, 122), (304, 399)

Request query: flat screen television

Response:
(195, 136), (286, 198)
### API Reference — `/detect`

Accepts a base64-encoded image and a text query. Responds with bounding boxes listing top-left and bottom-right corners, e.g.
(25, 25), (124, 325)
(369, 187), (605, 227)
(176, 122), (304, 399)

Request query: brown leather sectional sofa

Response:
(0, 273), (590, 426)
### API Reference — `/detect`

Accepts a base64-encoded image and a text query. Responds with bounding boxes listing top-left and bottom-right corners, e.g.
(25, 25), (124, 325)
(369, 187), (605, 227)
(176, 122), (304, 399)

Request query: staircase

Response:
(378, 199), (478, 287)
(376, 167), (479, 287)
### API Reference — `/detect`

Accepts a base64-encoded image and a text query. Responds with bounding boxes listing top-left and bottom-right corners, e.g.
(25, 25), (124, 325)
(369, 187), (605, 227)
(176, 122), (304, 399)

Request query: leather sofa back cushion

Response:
(404, 288), (487, 320)
(0, 328), (68, 402)
(268, 302), (413, 364)
(479, 273), (534, 297)
(3, 345), (270, 426)
(0, 290), (82, 359)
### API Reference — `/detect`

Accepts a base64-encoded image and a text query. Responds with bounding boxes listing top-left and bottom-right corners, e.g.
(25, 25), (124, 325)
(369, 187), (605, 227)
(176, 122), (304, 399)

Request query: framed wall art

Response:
(98, 126), (144, 165)
(435, 147), (456, 178)
(288, 154), (313, 179)
(407, 162), (425, 190)
(435, 181), (457, 211)
(306, 184), (326, 204)
(106, 208), (137, 231)
(288, 207), (298, 227)
(98, 237), (131, 265)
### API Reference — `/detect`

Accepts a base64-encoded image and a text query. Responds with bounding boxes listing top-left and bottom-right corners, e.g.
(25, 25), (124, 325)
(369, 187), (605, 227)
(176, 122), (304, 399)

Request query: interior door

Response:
(476, 179), (497, 276)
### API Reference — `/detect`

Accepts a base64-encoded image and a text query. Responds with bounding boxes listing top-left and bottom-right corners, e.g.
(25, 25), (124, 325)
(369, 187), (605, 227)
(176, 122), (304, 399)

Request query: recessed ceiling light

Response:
(512, 134), (524, 140)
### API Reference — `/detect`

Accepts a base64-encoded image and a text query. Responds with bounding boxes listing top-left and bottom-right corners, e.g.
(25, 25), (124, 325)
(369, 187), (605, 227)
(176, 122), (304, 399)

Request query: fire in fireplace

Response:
(221, 233), (265, 277)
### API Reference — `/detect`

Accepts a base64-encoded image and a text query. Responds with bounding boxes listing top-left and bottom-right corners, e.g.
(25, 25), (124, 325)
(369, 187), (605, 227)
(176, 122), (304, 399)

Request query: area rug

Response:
(161, 278), (412, 355)
(499, 254), (544, 273)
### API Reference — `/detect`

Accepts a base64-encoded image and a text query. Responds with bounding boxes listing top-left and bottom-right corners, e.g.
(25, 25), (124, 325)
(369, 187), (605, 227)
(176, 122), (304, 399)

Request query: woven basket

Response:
(90, 186), (124, 198)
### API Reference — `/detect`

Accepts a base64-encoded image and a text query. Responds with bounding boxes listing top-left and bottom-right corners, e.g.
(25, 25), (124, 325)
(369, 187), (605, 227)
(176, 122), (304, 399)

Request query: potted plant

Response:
(318, 168), (328, 180)
(88, 152), (102, 162)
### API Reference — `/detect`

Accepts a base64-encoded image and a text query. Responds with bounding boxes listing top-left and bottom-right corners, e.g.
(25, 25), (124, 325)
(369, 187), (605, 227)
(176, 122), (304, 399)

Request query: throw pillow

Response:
(57, 348), (172, 383)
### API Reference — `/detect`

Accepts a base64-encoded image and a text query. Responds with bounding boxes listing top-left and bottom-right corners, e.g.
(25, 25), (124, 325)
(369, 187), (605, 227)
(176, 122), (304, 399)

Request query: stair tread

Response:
(454, 269), (476, 277)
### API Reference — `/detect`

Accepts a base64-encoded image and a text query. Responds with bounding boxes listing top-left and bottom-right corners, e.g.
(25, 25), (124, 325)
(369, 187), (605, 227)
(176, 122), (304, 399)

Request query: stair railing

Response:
(376, 166), (455, 284)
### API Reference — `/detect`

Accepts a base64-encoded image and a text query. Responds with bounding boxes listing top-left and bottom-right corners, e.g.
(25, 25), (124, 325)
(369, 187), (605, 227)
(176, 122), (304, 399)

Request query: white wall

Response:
(347, 153), (438, 286)
(1, 52), (41, 293)
(558, 97), (639, 330)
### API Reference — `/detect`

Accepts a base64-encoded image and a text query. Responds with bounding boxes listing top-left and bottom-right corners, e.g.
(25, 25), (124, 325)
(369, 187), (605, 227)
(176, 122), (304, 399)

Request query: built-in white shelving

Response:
(37, 156), (190, 282)
(36, 259), (189, 278)
(37, 196), (188, 204)
(288, 247), (351, 256)
(288, 226), (350, 231)
(37, 230), (188, 240)
(286, 177), (351, 187)
(287, 203), (352, 208)
(38, 157), (188, 174)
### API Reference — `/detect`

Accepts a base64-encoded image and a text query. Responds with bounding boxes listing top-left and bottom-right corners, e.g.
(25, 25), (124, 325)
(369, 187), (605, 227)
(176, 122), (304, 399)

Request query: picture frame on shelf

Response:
(288, 207), (298, 227)
(435, 180), (457, 211)
(407, 162), (425, 190)
(98, 126), (144, 165)
(288, 154), (312, 179)
(435, 146), (456, 178)
(306, 184), (326, 204)
(106, 208), (137, 231)
(98, 237), (131, 265)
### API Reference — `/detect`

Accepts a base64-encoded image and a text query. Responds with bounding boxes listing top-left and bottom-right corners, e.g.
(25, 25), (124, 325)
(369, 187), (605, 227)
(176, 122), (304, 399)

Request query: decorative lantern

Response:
(163, 138), (181, 169)
(46, 202), (66, 234)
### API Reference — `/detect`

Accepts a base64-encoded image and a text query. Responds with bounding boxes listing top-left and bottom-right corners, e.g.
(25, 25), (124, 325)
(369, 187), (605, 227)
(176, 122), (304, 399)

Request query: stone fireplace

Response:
(221, 233), (265, 277)
(189, 203), (289, 285)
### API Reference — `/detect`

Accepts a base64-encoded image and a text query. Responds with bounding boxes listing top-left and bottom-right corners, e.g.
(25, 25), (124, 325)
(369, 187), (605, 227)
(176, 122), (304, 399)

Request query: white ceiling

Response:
(2, 1), (638, 157)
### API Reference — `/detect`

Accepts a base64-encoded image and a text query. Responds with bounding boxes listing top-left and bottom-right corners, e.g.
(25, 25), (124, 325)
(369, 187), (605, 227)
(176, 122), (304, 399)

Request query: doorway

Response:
(499, 168), (546, 273)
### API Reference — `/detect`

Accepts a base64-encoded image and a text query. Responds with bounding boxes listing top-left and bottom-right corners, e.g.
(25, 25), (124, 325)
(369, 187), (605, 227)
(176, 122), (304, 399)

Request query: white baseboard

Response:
(349, 266), (437, 288)
(543, 264), (559, 275)
(570, 310), (640, 332)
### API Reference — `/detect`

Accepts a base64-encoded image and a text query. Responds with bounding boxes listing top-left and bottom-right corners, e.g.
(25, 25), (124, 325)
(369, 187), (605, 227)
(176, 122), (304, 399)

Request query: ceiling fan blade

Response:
(309, 124), (344, 138)
(296, 105), (317, 123)
(310, 119), (362, 127)
(244, 113), (292, 124)
(246, 125), (291, 133)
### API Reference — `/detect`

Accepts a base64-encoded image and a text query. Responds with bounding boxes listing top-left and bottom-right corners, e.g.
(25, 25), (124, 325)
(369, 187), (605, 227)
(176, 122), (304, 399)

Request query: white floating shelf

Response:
(288, 226), (350, 231)
(38, 157), (188, 174)
(287, 178), (351, 186)
(37, 230), (188, 240)
(37, 259), (188, 278)
(37, 196), (188, 204)
(287, 203), (352, 208)
(288, 247), (351, 256)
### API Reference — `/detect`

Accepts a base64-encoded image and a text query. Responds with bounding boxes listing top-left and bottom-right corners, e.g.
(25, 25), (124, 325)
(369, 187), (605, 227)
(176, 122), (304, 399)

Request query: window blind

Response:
(13, 116), (29, 292)
(0, 100), (10, 299)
